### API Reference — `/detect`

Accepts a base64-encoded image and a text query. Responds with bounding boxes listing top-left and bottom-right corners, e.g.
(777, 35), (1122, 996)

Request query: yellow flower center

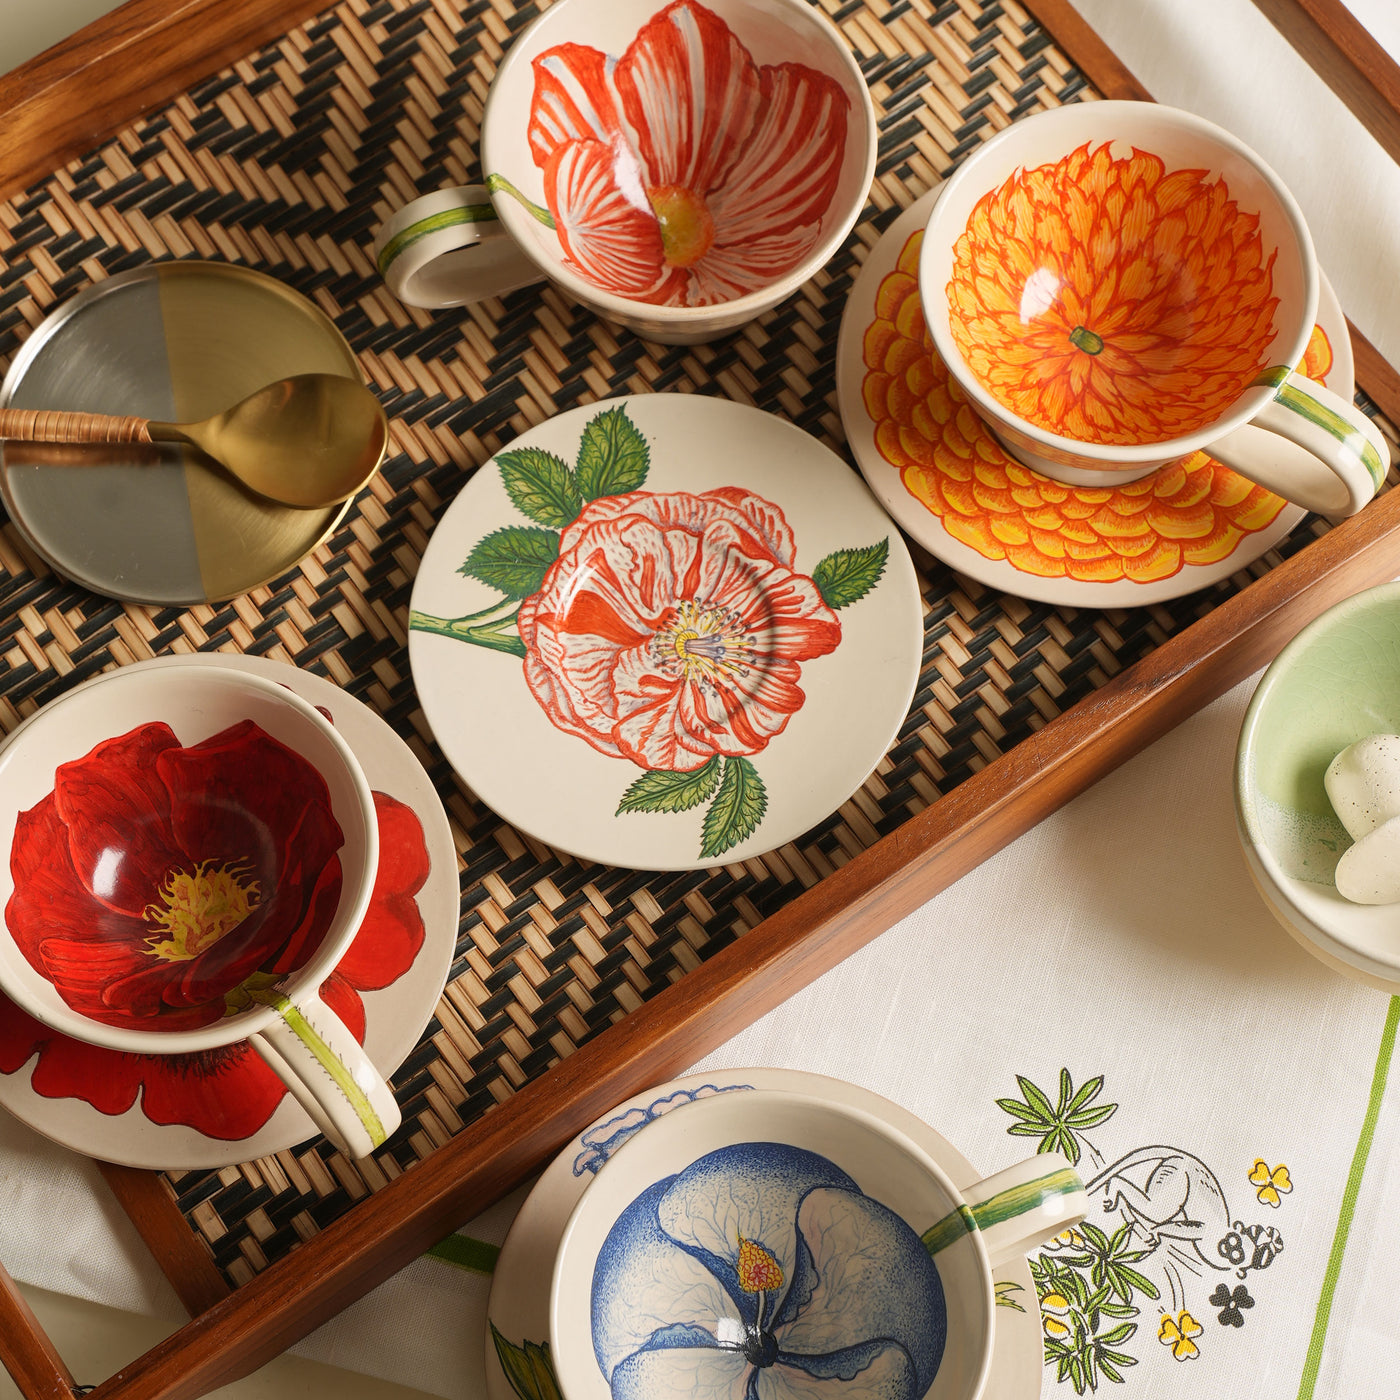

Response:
(653, 600), (755, 687)
(736, 1235), (784, 1293)
(143, 859), (260, 962)
(649, 185), (716, 268)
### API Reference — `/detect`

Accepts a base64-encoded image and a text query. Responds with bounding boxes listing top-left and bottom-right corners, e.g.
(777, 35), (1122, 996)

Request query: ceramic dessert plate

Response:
(408, 393), (923, 870)
(0, 262), (370, 605)
(484, 1070), (1042, 1400)
(836, 185), (1353, 608)
(0, 654), (458, 1170)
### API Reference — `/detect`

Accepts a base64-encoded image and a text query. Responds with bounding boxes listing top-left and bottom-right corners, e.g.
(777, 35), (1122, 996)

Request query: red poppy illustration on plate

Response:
(499, 0), (850, 307)
(410, 405), (888, 858)
(5, 719), (345, 1033)
(0, 791), (429, 1141)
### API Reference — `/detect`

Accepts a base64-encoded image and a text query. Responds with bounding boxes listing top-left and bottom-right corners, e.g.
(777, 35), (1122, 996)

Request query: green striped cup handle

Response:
(1209, 367), (1390, 517)
(249, 987), (399, 1159)
(923, 1151), (1089, 1268)
(372, 185), (543, 309)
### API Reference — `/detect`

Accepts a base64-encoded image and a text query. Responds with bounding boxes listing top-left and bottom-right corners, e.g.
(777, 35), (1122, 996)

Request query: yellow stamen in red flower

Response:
(649, 185), (716, 268)
(143, 859), (260, 961)
(737, 1235), (784, 1293)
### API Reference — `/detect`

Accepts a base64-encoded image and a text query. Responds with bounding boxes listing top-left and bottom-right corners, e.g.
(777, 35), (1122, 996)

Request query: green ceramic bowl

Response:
(1236, 580), (1400, 991)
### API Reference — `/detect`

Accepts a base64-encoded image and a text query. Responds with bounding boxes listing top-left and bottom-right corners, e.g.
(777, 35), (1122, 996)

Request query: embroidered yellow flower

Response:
(1249, 1160), (1293, 1207)
(1158, 1310), (1203, 1361)
(1044, 1227), (1086, 1252)
(1041, 1291), (1074, 1340)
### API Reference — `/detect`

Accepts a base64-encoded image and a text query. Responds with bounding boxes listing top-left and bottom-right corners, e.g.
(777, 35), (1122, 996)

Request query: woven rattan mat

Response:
(1, 0), (1395, 1288)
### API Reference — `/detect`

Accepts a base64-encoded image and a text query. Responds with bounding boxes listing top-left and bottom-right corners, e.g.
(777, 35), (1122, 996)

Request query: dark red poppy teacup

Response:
(0, 665), (398, 1158)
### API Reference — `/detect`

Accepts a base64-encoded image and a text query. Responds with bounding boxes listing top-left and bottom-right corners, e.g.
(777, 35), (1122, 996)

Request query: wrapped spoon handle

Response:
(0, 408), (155, 444)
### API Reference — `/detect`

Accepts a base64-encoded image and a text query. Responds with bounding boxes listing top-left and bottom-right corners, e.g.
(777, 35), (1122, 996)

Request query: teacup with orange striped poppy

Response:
(919, 101), (1388, 517)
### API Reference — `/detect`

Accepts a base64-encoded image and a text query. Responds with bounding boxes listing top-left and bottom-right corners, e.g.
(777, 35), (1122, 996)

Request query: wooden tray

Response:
(3, 0), (1400, 1397)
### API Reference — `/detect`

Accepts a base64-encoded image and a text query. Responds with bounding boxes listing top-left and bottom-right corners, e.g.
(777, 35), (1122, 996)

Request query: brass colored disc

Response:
(0, 261), (366, 605)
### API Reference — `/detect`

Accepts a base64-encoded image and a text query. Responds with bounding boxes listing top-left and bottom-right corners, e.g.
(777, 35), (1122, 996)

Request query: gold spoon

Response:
(0, 374), (389, 510)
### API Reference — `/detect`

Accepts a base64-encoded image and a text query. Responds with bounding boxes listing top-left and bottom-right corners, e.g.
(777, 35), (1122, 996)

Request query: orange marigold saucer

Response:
(836, 186), (1352, 609)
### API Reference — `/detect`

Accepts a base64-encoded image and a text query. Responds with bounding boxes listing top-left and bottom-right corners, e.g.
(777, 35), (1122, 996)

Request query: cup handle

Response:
(1205, 369), (1389, 517)
(960, 1152), (1088, 1269)
(373, 184), (544, 309)
(249, 989), (399, 1159)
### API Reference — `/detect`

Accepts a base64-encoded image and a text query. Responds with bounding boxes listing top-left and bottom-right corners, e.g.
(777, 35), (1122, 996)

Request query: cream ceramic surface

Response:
(408, 394), (921, 871)
(0, 665), (395, 1159)
(0, 654), (458, 1170)
(378, 0), (876, 343)
(837, 186), (1357, 608)
(484, 1070), (1045, 1400)
(548, 1088), (1084, 1400)
(1236, 581), (1400, 993)
(918, 102), (1387, 516)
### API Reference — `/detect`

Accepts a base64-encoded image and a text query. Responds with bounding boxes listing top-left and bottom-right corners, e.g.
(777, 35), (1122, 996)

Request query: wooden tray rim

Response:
(2, 2), (1400, 1398)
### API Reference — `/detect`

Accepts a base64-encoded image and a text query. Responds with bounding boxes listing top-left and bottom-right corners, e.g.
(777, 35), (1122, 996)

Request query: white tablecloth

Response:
(3, 2), (1400, 1399)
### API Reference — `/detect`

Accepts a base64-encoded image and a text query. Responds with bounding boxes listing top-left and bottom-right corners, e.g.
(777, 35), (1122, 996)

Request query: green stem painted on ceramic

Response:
(920, 1165), (1083, 1256)
(270, 994), (388, 1149)
(486, 173), (556, 229)
(377, 202), (498, 274)
(409, 601), (527, 657)
(1296, 995), (1400, 1399)
(1068, 325), (1103, 355)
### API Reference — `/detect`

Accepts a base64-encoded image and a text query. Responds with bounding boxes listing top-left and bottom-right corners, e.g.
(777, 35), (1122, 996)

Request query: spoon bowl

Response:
(0, 373), (389, 509)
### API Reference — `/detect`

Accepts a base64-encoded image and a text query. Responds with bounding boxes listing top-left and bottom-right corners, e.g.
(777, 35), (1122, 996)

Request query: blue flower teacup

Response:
(550, 1088), (1087, 1400)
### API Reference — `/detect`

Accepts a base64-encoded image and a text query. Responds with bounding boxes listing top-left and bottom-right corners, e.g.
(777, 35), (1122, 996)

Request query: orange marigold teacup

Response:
(919, 102), (1388, 517)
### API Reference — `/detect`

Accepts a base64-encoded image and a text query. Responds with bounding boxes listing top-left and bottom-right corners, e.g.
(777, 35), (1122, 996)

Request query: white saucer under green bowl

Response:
(1236, 581), (1400, 992)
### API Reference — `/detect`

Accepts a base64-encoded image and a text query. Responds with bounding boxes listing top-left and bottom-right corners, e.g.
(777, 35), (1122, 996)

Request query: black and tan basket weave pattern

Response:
(0, 0), (1393, 1287)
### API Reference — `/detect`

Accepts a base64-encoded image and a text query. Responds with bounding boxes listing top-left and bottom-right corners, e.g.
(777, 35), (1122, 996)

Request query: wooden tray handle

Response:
(0, 409), (154, 446)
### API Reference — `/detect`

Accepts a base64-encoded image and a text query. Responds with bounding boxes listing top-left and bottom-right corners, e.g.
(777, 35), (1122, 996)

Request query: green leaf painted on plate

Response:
(460, 525), (559, 599)
(489, 1326), (562, 1400)
(498, 447), (582, 528)
(813, 539), (889, 609)
(575, 405), (649, 500)
(617, 757), (722, 815)
(700, 756), (767, 859)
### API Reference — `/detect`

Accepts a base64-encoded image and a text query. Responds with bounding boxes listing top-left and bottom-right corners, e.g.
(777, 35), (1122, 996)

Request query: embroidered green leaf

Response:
(1067, 1103), (1118, 1129)
(1005, 1122), (1053, 1138)
(497, 447), (582, 528)
(1079, 1222), (1111, 1253)
(700, 756), (767, 859)
(1064, 1073), (1105, 1116)
(813, 538), (889, 609)
(575, 405), (649, 500)
(617, 758), (721, 816)
(460, 526), (559, 599)
(995, 1069), (1117, 1168)
(489, 1325), (563, 1400)
(994, 1096), (1042, 1122)
(1016, 1075), (1057, 1121)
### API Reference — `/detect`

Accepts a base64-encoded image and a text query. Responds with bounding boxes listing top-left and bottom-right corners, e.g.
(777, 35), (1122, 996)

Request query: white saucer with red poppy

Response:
(484, 1069), (1041, 1400)
(408, 394), (923, 871)
(0, 655), (457, 1171)
(836, 185), (1353, 609)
